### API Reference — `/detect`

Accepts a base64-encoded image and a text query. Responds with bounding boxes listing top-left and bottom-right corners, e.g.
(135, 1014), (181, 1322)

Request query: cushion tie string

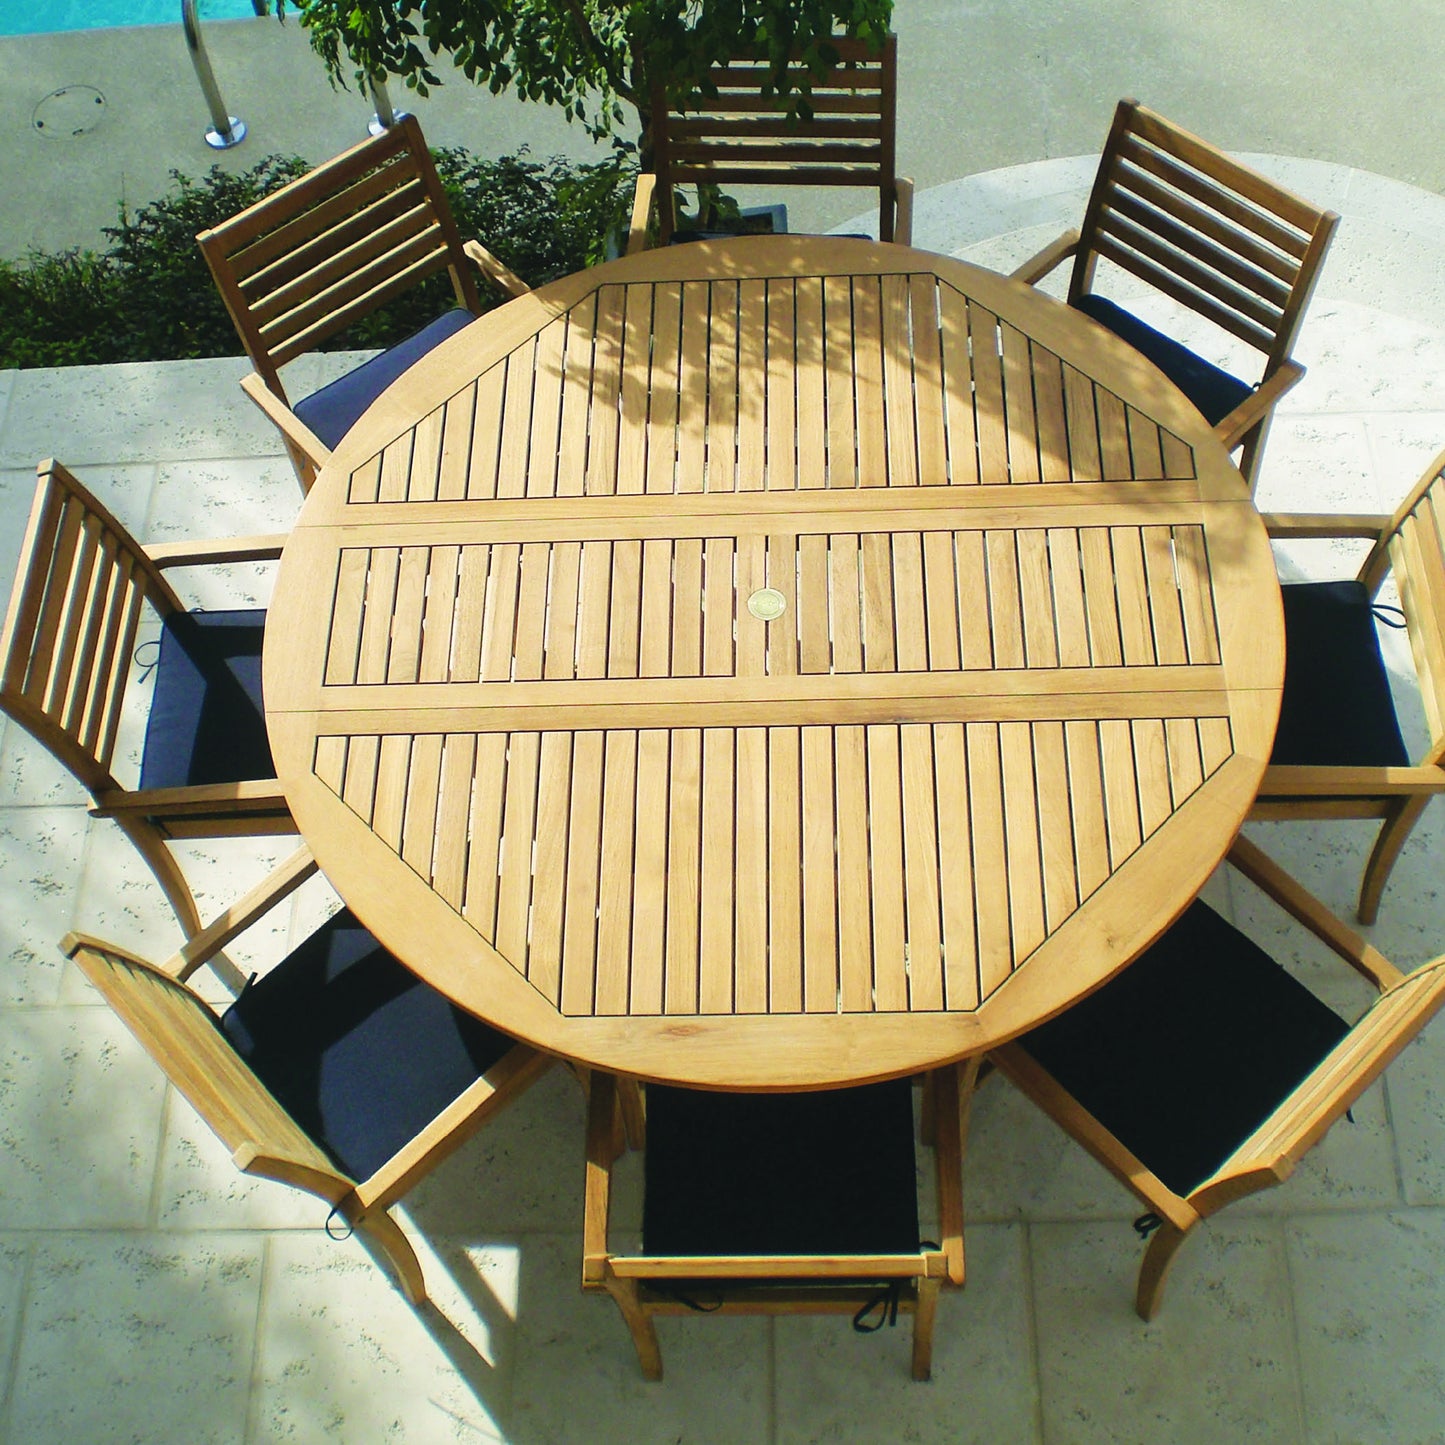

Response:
(325, 1206), (354, 1241)
(1371, 603), (1408, 629)
(1133, 1212), (1162, 1239)
(851, 1282), (902, 1333)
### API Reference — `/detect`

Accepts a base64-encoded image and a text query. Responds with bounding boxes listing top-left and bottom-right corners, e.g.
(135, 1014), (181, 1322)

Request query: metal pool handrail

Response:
(182, 0), (247, 148)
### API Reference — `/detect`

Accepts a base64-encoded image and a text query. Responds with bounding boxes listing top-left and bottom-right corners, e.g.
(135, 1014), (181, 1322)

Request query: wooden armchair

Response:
(0, 459), (292, 935)
(1252, 443), (1445, 922)
(1011, 100), (1338, 493)
(583, 1064), (971, 1381)
(63, 845), (552, 1305)
(197, 114), (529, 493)
(628, 35), (913, 251)
(990, 835), (1445, 1320)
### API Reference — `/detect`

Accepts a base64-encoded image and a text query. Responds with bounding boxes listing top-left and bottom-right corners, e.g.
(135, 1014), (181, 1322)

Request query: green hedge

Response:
(0, 147), (634, 370)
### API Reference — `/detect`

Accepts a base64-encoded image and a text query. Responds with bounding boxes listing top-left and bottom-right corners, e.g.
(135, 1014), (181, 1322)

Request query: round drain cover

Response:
(746, 587), (787, 621)
(32, 86), (106, 140)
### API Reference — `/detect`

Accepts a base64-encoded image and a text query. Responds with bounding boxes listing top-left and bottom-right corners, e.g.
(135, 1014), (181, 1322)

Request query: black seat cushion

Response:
(642, 1078), (920, 1258)
(1017, 900), (1349, 1198)
(221, 910), (515, 1182)
(293, 307), (477, 451)
(138, 608), (273, 791)
(1072, 293), (1255, 427)
(1273, 580), (1411, 768)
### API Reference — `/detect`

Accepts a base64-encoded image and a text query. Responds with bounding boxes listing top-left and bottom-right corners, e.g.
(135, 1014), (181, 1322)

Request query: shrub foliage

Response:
(0, 146), (633, 370)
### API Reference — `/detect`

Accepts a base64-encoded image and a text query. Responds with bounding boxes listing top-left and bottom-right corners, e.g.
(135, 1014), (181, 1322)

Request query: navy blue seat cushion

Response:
(671, 202), (791, 246)
(138, 609), (273, 791)
(1017, 900), (1350, 1198)
(293, 307), (478, 451)
(221, 910), (515, 1182)
(1072, 293), (1255, 427)
(642, 1078), (920, 1258)
(1273, 580), (1410, 768)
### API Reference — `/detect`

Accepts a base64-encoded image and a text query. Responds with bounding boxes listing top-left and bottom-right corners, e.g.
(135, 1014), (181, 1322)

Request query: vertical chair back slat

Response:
(0, 462), (178, 792)
(70, 938), (339, 1178)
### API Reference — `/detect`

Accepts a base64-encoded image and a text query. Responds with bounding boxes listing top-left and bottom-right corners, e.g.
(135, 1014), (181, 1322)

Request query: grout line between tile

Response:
(0, 1237), (37, 1438)
(1020, 1223), (1046, 1445)
(1278, 1214), (1312, 1445)
(242, 1234), (273, 1445)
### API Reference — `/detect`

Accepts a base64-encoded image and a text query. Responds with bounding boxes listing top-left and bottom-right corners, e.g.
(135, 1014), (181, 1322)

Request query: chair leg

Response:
(1236, 417), (1270, 496)
(911, 1276), (941, 1381)
(1359, 796), (1430, 925)
(116, 818), (201, 936)
(605, 1276), (663, 1381)
(1134, 1219), (1190, 1321)
(357, 1209), (429, 1306)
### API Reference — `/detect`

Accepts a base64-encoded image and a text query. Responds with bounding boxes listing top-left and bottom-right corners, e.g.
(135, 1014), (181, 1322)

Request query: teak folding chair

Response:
(0, 459), (292, 936)
(1253, 443), (1445, 922)
(627, 35), (913, 250)
(64, 845), (553, 1305)
(197, 114), (529, 493)
(990, 834), (1445, 1320)
(1012, 99), (1338, 492)
(583, 1064), (971, 1381)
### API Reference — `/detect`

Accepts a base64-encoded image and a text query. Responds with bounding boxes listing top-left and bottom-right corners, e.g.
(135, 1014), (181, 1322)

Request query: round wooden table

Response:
(264, 237), (1284, 1089)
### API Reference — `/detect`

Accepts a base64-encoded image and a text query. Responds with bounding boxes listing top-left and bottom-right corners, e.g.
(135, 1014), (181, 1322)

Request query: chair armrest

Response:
(893, 177), (915, 246)
(1011, 228), (1082, 285)
(90, 779), (294, 821)
(627, 173), (659, 256)
(355, 1044), (553, 1209)
(1253, 764), (1445, 797)
(1260, 512), (1392, 540)
(144, 534), (289, 568)
(159, 844), (317, 981)
(1226, 833), (1404, 990)
(240, 372), (331, 469)
(463, 239), (530, 299)
(1213, 360), (1304, 450)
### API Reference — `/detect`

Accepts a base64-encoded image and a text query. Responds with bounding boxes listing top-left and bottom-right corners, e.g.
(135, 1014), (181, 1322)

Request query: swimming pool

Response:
(3, 0), (260, 37)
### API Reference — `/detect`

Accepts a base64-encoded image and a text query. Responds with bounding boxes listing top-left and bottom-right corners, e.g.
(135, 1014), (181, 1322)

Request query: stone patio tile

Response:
(1289, 1210), (1445, 1444)
(0, 358), (278, 469)
(965, 1073), (1138, 1224)
(1381, 1023), (1445, 1207)
(508, 1232), (770, 1444)
(774, 1223), (1037, 1445)
(1363, 414), (1445, 492)
(0, 804), (90, 1005)
(406, 1066), (597, 1238)
(1031, 1218), (1304, 1445)
(5, 1233), (262, 1445)
(0, 1004), (165, 1229)
(155, 1095), (323, 1235)
(254, 1229), (517, 1444)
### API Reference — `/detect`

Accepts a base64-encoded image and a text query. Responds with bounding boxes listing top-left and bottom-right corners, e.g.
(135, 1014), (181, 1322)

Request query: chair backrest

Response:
(649, 35), (901, 241)
(1222, 955), (1445, 1189)
(0, 460), (180, 795)
(1072, 100), (1339, 371)
(1361, 446), (1445, 765)
(197, 114), (482, 398)
(66, 933), (346, 1191)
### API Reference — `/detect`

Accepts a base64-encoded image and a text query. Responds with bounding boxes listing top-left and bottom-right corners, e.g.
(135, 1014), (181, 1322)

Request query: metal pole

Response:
(367, 74), (411, 137)
(182, 0), (246, 149)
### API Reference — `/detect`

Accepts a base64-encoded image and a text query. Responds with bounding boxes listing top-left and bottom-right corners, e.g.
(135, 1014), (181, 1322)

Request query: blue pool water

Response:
(3, 0), (260, 37)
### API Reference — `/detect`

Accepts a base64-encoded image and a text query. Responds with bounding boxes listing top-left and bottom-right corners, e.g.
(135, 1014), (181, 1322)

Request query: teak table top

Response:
(264, 237), (1284, 1089)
